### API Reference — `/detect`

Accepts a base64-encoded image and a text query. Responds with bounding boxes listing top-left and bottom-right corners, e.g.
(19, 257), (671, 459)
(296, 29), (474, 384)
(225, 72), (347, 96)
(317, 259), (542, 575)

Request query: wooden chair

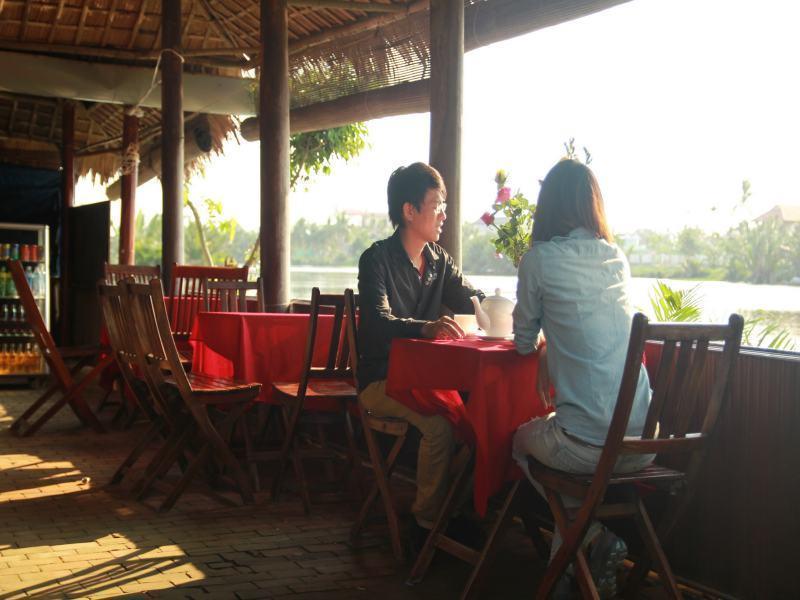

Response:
(104, 263), (161, 284)
(8, 260), (110, 437)
(344, 288), (410, 561)
(205, 278), (265, 312)
(167, 264), (249, 349)
(121, 278), (260, 512)
(98, 281), (175, 486)
(527, 313), (744, 599)
(270, 287), (361, 514)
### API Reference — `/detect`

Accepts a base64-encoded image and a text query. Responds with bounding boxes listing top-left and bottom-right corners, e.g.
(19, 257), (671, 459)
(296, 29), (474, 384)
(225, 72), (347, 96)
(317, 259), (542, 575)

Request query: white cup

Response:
(453, 313), (478, 335)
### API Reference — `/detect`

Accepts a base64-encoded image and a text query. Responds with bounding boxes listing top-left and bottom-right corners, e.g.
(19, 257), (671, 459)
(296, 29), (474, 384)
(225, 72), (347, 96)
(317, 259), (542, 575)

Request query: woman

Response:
(512, 159), (652, 598)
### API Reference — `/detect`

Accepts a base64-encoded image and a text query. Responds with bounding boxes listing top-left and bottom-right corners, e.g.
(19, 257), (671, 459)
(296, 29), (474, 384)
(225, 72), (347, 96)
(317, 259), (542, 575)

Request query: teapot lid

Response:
(482, 288), (514, 308)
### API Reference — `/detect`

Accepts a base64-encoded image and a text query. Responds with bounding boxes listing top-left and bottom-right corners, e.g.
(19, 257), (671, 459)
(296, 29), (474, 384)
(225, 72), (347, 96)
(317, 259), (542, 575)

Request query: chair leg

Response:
(343, 409), (363, 498)
(351, 428), (406, 561)
(134, 423), (194, 500)
(204, 406), (254, 505)
(109, 419), (163, 485)
(460, 482), (521, 600)
(159, 444), (212, 512)
(537, 490), (598, 600)
(9, 381), (60, 434)
(408, 445), (474, 585)
(292, 438), (312, 514)
(625, 497), (681, 599)
(271, 402), (300, 504)
(241, 416), (260, 492)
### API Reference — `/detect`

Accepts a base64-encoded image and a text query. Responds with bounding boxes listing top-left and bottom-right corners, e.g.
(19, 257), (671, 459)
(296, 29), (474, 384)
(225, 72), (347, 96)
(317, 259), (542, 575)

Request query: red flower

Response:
(496, 186), (511, 204)
(480, 212), (495, 226)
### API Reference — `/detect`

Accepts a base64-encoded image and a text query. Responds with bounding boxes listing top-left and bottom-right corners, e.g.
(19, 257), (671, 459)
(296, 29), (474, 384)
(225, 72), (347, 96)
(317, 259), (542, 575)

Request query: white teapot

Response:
(470, 289), (514, 338)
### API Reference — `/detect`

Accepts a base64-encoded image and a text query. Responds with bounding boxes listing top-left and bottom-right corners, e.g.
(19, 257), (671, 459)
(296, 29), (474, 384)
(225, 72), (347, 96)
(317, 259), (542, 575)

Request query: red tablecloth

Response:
(189, 312), (336, 405)
(386, 337), (549, 515)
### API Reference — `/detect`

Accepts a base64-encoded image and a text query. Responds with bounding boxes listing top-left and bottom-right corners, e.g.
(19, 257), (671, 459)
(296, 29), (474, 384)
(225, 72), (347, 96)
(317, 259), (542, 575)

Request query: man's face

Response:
(405, 188), (447, 243)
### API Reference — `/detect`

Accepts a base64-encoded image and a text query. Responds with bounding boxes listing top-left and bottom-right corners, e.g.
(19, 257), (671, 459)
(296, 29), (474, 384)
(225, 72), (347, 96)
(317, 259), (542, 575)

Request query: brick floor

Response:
(0, 383), (561, 599)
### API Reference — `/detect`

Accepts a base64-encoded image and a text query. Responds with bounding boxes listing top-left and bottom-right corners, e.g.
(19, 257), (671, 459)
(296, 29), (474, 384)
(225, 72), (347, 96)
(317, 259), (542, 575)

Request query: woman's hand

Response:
(537, 343), (553, 409)
(421, 316), (465, 340)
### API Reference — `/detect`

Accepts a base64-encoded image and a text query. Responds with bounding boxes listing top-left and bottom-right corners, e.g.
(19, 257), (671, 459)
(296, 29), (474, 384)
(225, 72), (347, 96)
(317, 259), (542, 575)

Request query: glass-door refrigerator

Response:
(0, 223), (49, 377)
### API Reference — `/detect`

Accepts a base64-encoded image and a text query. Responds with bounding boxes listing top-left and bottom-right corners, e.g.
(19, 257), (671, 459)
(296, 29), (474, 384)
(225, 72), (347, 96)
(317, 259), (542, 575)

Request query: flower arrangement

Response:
(480, 169), (535, 268)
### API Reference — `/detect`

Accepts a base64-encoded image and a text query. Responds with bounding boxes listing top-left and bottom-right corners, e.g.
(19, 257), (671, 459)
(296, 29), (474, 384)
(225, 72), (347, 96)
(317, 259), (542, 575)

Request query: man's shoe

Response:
(407, 520), (431, 558)
(550, 572), (576, 599)
(587, 528), (627, 599)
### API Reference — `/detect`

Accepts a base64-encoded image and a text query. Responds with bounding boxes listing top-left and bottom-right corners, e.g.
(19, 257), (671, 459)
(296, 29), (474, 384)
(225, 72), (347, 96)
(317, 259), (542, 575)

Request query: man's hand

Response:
(421, 316), (465, 340)
(537, 344), (553, 409)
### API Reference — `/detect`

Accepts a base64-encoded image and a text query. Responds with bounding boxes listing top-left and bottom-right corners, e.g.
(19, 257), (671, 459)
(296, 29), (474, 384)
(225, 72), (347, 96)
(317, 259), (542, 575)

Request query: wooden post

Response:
(161, 0), (184, 284)
(60, 101), (75, 343)
(119, 107), (139, 265)
(260, 0), (290, 310)
(429, 0), (463, 264)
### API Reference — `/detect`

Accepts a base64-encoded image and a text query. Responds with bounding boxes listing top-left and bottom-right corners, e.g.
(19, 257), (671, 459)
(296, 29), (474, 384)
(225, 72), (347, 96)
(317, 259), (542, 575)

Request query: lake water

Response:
(290, 266), (800, 348)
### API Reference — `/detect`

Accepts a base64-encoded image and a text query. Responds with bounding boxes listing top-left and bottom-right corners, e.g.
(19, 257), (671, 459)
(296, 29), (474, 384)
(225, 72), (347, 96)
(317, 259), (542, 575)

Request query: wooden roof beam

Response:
(288, 0), (428, 56)
(288, 1), (408, 13)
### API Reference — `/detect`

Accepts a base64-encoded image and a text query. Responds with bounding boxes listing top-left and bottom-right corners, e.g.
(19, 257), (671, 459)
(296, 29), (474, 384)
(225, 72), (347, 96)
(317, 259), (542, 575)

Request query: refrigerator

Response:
(0, 223), (49, 377)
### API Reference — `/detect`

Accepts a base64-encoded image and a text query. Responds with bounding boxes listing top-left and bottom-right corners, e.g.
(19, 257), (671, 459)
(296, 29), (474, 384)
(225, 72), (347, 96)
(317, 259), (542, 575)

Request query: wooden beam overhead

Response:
(288, 0), (428, 55)
(288, 0), (407, 13)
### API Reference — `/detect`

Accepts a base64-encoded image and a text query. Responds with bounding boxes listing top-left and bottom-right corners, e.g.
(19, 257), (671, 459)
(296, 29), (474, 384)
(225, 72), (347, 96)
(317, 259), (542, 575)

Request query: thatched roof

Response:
(0, 0), (629, 182)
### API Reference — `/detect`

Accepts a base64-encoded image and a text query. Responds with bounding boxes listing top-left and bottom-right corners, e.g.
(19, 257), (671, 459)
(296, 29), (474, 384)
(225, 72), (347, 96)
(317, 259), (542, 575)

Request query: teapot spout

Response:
(471, 295), (491, 331)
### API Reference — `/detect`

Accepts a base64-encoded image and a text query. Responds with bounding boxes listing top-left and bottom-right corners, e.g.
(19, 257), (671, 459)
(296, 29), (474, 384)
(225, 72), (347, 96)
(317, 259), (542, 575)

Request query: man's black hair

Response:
(387, 162), (446, 228)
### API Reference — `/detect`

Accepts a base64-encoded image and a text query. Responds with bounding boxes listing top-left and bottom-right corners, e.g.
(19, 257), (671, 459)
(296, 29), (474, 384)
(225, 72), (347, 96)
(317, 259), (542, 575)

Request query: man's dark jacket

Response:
(356, 229), (483, 390)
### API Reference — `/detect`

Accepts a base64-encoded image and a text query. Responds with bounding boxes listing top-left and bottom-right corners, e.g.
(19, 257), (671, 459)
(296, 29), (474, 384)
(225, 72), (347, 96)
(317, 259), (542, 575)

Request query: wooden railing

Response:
(645, 343), (800, 598)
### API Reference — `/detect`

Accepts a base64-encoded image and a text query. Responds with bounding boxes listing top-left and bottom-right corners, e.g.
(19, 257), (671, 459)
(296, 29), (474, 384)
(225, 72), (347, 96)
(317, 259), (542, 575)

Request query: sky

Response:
(78, 0), (800, 235)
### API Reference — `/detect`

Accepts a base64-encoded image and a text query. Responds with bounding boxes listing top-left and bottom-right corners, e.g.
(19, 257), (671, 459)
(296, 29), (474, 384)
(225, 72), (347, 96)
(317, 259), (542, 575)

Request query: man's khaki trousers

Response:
(359, 380), (454, 527)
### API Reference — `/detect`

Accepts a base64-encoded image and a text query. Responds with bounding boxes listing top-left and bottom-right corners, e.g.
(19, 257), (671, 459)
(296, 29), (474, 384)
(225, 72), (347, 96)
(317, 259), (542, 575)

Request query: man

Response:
(357, 162), (484, 540)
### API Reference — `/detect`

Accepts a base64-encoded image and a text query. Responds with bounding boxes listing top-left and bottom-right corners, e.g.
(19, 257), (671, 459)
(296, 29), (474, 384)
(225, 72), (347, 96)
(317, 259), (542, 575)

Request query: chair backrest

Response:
(585, 312), (744, 507)
(344, 288), (360, 387)
(296, 288), (358, 397)
(167, 264), (249, 338)
(104, 263), (161, 284)
(8, 260), (70, 386)
(205, 278), (265, 312)
(118, 278), (182, 425)
(139, 278), (207, 422)
(97, 280), (158, 422)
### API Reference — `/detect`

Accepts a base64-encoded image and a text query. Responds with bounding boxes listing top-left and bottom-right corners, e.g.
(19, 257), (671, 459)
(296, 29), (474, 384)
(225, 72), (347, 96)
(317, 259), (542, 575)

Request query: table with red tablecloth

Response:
(189, 312), (335, 404)
(386, 337), (549, 516)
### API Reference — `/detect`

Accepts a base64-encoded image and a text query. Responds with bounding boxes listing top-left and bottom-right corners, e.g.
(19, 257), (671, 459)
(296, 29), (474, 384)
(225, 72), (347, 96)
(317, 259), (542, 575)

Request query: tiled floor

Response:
(0, 383), (553, 599)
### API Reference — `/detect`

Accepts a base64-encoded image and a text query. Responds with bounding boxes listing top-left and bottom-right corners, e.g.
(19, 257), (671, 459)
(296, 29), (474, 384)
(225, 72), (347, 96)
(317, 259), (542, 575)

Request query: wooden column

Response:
(61, 102), (76, 209)
(119, 108), (139, 265)
(429, 0), (463, 264)
(161, 0), (184, 284)
(60, 101), (75, 343)
(260, 0), (290, 309)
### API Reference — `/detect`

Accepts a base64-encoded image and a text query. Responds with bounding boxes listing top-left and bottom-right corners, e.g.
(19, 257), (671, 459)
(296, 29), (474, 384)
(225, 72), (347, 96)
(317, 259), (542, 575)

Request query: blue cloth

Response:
(513, 227), (651, 446)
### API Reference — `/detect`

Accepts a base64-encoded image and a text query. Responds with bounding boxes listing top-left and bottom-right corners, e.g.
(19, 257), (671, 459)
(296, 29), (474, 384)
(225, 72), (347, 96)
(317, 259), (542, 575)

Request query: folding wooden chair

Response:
(167, 264), (249, 350)
(8, 260), (110, 437)
(99, 281), (176, 486)
(122, 278), (260, 512)
(205, 278), (265, 312)
(527, 313), (744, 599)
(104, 263), (161, 284)
(270, 287), (361, 514)
(344, 288), (410, 561)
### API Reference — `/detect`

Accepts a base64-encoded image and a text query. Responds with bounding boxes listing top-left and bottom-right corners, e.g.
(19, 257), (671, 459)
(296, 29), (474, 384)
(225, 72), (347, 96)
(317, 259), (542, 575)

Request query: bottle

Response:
(1, 304), (7, 321)
(18, 306), (25, 323)
(35, 263), (46, 298)
(10, 305), (17, 322)
(25, 266), (34, 292)
(11, 244), (19, 260)
(0, 267), (7, 298)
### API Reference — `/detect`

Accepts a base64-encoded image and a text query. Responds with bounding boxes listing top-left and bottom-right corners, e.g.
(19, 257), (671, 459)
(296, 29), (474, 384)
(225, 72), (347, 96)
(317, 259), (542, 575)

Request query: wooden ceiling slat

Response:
(48, 0), (66, 43)
(198, 0), (240, 50)
(127, 0), (148, 49)
(206, 0), (257, 48)
(100, 0), (118, 45)
(18, 0), (31, 40)
(180, 1), (196, 41)
(74, 0), (90, 44)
